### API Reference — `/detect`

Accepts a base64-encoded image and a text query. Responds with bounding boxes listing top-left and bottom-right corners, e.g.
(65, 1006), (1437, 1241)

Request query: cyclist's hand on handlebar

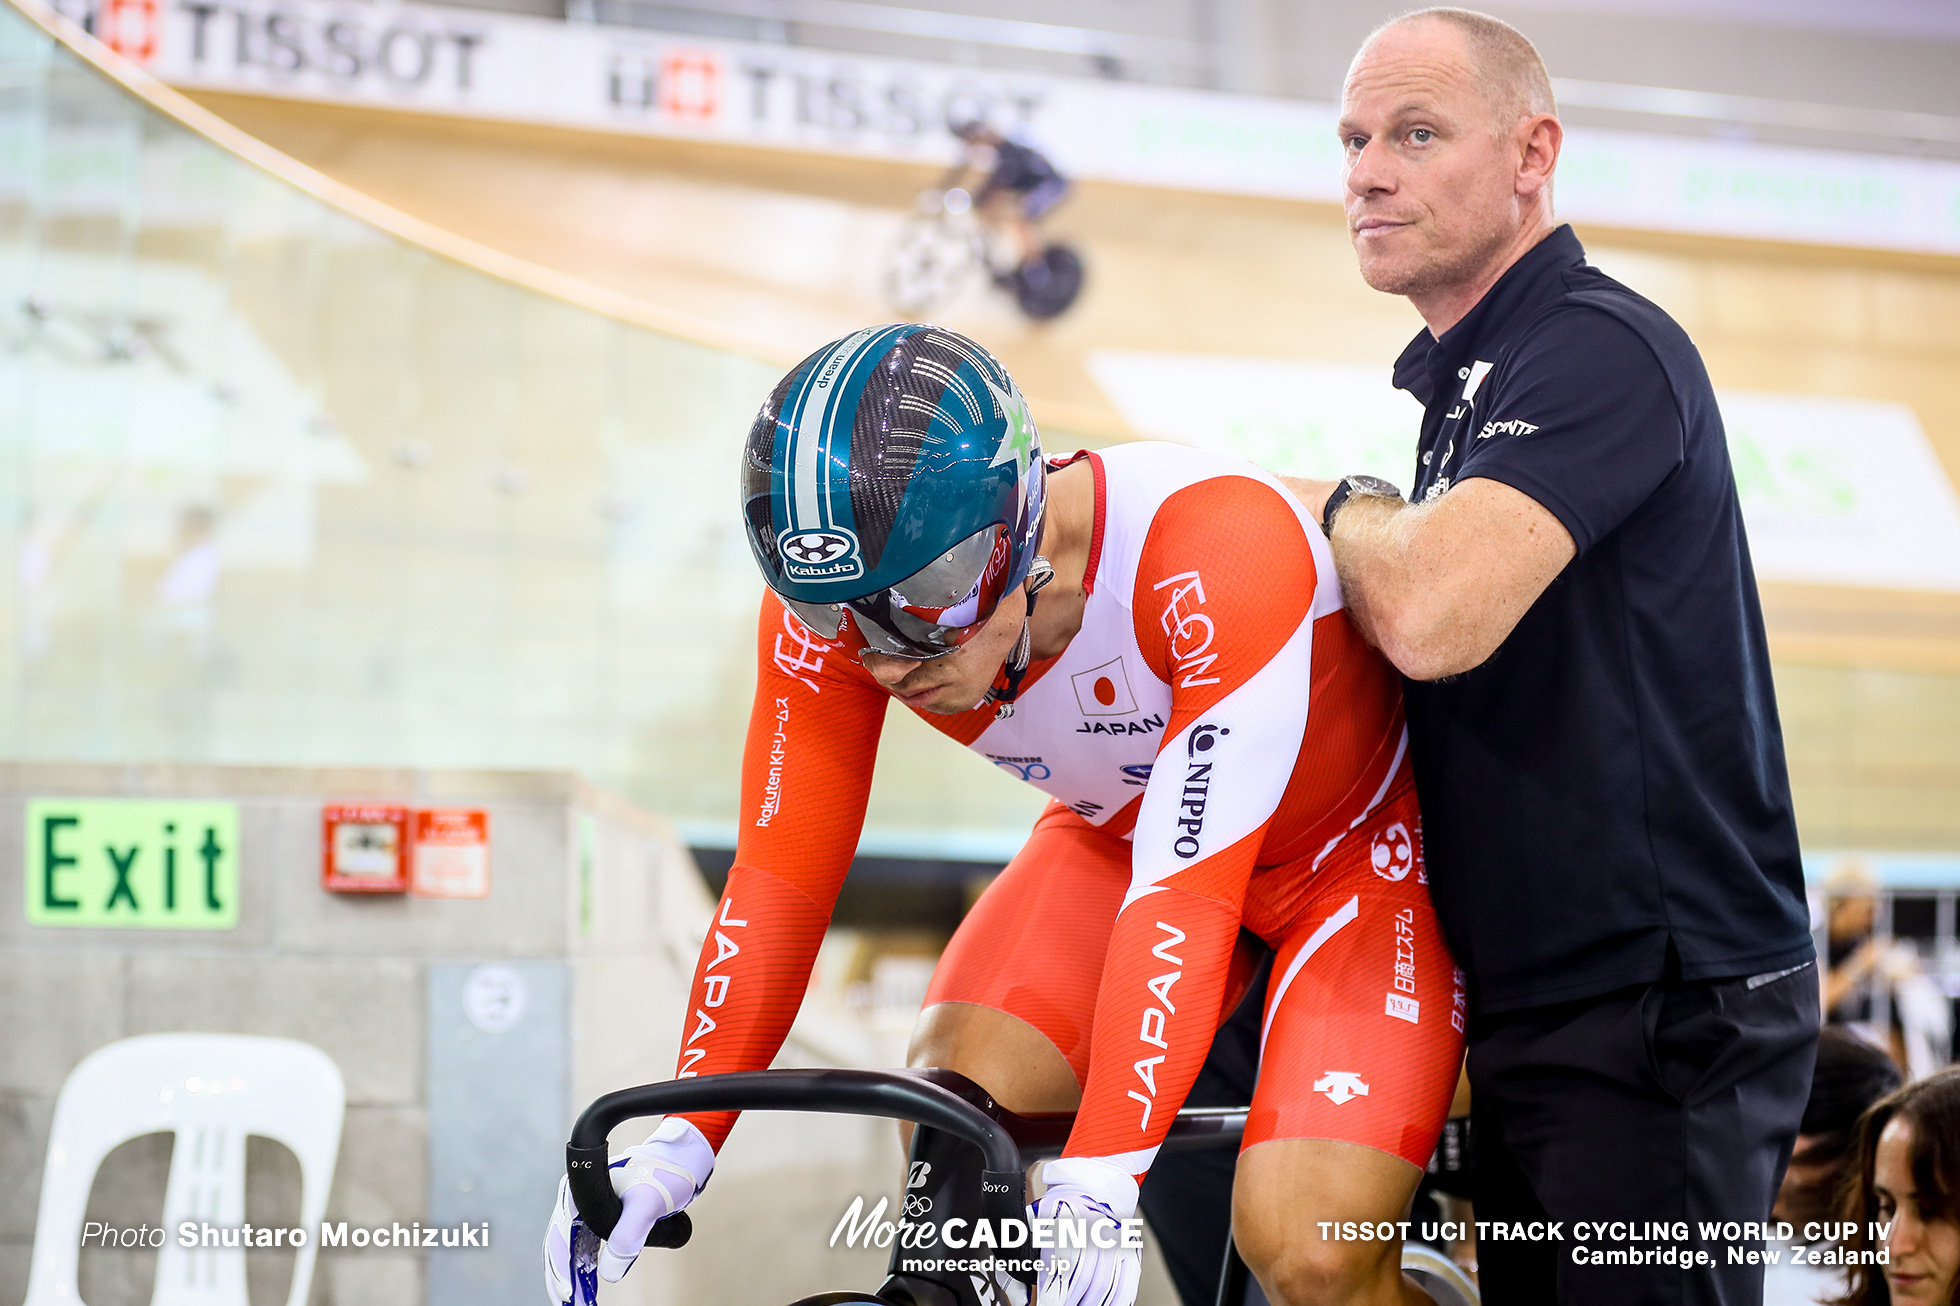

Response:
(543, 1116), (714, 1304)
(1031, 1157), (1141, 1306)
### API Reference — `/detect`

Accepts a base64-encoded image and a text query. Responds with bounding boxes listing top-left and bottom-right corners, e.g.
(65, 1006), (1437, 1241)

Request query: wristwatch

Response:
(1321, 474), (1404, 537)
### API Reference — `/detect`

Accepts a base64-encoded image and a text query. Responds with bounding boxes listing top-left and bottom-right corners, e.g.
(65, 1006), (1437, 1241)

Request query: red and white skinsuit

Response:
(678, 442), (1464, 1181)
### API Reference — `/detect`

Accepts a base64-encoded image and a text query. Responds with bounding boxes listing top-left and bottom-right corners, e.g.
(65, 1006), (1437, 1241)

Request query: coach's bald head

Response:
(1366, 8), (1557, 130)
(1339, 8), (1563, 334)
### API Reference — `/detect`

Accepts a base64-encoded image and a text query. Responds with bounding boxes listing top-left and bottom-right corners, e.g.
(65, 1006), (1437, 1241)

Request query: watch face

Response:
(1348, 475), (1403, 500)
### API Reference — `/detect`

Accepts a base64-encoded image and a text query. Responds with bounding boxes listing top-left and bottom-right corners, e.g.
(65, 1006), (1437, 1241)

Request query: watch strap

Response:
(1321, 479), (1356, 536)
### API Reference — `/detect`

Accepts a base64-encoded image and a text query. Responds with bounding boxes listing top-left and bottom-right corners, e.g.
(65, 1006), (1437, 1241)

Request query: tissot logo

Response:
(778, 528), (863, 581)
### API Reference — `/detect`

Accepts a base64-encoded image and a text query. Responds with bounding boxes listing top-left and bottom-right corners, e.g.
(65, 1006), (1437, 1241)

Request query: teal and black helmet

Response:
(741, 324), (1046, 659)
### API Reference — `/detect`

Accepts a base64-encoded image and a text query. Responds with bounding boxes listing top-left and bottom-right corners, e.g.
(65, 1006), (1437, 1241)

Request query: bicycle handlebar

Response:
(566, 1069), (1027, 1244)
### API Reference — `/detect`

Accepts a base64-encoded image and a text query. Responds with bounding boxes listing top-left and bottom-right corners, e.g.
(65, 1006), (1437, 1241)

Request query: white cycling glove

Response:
(543, 1116), (715, 1305)
(1031, 1157), (1142, 1306)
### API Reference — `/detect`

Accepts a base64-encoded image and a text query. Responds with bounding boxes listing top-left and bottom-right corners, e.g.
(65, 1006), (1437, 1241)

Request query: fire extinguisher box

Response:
(321, 804), (411, 893)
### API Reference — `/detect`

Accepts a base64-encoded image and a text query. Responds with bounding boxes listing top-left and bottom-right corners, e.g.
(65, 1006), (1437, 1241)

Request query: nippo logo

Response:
(778, 528), (863, 581)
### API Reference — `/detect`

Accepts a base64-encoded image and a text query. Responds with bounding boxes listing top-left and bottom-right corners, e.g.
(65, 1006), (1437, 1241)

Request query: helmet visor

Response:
(780, 525), (1012, 660)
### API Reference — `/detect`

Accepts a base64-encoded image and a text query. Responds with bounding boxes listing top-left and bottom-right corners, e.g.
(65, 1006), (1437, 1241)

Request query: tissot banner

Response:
(42, 0), (1960, 255)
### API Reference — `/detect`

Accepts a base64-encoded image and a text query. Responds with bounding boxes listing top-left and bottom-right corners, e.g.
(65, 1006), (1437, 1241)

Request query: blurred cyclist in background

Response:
(951, 119), (1070, 276)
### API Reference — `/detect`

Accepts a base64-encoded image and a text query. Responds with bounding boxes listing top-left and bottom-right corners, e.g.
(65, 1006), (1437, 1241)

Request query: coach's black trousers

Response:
(1469, 961), (1819, 1306)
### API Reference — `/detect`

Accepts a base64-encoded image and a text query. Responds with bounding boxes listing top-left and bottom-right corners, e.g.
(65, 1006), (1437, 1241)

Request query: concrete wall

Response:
(0, 764), (897, 1306)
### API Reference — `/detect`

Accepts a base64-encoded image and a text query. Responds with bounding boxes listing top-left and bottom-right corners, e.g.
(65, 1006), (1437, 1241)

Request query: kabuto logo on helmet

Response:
(778, 528), (864, 582)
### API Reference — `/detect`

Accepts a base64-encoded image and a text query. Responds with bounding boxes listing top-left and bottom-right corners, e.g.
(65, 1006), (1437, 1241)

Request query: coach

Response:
(1294, 9), (1819, 1304)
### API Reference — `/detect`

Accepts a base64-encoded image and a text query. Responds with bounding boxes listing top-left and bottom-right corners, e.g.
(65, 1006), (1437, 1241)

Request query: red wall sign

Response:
(321, 805), (411, 893)
(410, 808), (491, 899)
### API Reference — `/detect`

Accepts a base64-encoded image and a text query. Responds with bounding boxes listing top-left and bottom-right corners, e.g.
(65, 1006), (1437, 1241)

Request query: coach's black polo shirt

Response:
(1395, 224), (1812, 1015)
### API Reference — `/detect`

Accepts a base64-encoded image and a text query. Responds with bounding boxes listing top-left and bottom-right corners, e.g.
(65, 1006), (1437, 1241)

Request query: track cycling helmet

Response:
(741, 323), (1047, 664)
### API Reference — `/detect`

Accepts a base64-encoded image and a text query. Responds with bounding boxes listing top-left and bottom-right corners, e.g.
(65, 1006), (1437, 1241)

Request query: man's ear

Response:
(1516, 114), (1562, 200)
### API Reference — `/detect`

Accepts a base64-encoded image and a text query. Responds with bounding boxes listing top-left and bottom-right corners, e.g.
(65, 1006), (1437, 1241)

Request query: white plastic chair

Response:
(24, 1033), (345, 1306)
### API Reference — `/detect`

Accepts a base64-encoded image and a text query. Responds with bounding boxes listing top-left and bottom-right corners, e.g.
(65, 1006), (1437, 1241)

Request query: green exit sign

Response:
(25, 799), (239, 930)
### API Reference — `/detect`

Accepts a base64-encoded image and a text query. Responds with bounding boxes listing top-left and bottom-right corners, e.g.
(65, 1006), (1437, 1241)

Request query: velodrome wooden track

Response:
(184, 91), (1960, 848)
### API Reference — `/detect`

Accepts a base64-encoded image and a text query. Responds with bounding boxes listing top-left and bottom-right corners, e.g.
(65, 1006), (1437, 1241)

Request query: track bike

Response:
(564, 1067), (1478, 1306)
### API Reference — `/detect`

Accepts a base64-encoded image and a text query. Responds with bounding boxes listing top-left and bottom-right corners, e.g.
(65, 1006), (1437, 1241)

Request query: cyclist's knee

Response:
(1239, 1226), (1401, 1306)
(906, 1001), (1079, 1115)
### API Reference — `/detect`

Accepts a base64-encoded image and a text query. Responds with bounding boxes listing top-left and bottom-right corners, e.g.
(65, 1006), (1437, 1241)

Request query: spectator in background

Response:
(1765, 1028), (1903, 1305)
(1828, 863), (1892, 1022)
(1826, 863), (1952, 1079)
(1834, 1068), (1960, 1306)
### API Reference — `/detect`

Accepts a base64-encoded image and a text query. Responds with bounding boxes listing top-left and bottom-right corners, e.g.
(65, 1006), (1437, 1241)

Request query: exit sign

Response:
(24, 799), (240, 930)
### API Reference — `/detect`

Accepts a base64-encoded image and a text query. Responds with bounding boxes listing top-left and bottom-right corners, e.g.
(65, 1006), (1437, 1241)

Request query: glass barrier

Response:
(0, 2), (1044, 847)
(0, 0), (1953, 860)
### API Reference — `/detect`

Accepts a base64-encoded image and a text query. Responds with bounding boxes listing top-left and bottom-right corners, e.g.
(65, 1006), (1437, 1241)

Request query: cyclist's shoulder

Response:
(1097, 442), (1314, 547)
(1090, 442), (1320, 615)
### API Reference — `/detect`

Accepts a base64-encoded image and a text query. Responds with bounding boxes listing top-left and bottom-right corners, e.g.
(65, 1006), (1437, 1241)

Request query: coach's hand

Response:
(1032, 1157), (1141, 1306)
(543, 1117), (714, 1304)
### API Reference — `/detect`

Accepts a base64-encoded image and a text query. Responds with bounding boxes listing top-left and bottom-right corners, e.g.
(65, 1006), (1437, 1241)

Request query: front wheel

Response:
(1400, 1242), (1480, 1306)
(883, 212), (978, 314)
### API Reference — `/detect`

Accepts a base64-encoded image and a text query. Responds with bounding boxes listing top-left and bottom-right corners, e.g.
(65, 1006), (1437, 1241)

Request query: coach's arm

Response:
(1285, 477), (1575, 682)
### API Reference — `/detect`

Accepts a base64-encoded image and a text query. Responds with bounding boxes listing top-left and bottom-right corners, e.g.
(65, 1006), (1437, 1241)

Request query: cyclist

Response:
(546, 325), (1464, 1306)
(951, 119), (1068, 277)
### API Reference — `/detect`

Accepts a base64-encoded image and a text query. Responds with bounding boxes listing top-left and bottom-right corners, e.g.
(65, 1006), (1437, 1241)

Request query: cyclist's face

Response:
(859, 583), (1028, 715)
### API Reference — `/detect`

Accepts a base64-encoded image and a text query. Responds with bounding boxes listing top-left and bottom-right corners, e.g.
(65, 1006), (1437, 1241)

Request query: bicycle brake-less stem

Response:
(565, 1070), (1026, 1249)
